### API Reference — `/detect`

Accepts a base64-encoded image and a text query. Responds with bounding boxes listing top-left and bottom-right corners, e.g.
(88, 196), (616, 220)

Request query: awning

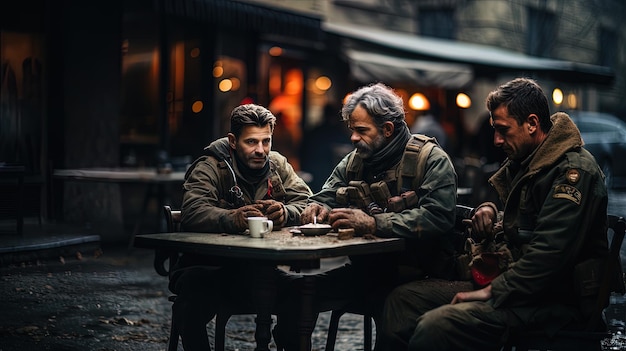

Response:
(345, 49), (473, 88)
(157, 0), (324, 42)
(323, 22), (614, 86)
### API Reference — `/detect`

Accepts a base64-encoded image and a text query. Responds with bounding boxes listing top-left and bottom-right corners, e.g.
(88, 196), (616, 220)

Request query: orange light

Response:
(456, 93), (471, 108)
(315, 76), (332, 91)
(219, 79), (233, 92)
(269, 46), (283, 56)
(191, 101), (203, 113)
(409, 93), (430, 111)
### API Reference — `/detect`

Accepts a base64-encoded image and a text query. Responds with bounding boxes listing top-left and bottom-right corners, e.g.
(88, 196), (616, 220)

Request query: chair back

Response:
(154, 205), (182, 276)
(163, 205), (182, 232)
(587, 214), (626, 331)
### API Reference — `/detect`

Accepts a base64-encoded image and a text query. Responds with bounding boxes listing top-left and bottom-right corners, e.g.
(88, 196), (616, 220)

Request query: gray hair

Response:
(230, 104), (276, 137)
(341, 82), (406, 132)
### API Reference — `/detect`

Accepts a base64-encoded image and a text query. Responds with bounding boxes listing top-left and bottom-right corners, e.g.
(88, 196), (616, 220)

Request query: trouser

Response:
(381, 279), (584, 351)
(379, 279), (473, 351)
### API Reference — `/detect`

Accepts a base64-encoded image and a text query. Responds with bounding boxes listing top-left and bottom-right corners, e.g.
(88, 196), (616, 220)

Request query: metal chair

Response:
(502, 214), (626, 351)
(324, 204), (475, 351)
(157, 205), (254, 351)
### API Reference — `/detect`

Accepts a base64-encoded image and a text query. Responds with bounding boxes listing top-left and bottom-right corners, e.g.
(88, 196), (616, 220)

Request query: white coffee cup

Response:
(247, 216), (273, 238)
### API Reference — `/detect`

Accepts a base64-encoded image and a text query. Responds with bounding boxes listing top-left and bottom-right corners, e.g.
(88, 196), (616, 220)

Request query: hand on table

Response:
(232, 204), (264, 232)
(328, 208), (375, 236)
(300, 203), (330, 224)
(255, 199), (286, 228)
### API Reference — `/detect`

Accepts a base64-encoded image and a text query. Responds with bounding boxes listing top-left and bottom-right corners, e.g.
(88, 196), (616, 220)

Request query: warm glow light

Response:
(213, 66), (223, 78)
(219, 79), (233, 92)
(343, 93), (352, 105)
(191, 100), (203, 113)
(190, 47), (200, 58)
(553, 88), (563, 105)
(230, 77), (240, 91)
(456, 93), (471, 108)
(315, 76), (332, 91)
(409, 93), (430, 111)
(567, 93), (577, 109)
(269, 46), (283, 56)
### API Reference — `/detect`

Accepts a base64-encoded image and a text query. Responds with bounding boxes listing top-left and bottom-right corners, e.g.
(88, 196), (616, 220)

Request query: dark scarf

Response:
(234, 152), (271, 185)
(363, 124), (412, 177)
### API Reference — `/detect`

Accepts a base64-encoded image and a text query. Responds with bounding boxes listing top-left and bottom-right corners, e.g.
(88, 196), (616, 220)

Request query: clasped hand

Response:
(301, 204), (375, 236)
(255, 199), (286, 228)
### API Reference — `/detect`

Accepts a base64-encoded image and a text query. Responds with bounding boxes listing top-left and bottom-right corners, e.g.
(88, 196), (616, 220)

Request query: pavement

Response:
(0, 218), (368, 351)
(2, 210), (626, 351)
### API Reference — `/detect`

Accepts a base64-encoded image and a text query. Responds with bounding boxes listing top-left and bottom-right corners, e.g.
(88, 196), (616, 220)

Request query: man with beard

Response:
(273, 82), (458, 350)
(382, 78), (611, 351)
(170, 104), (312, 351)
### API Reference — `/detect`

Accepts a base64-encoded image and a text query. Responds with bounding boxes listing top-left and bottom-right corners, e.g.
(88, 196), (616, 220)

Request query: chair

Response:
(324, 204), (475, 351)
(502, 214), (626, 351)
(158, 205), (275, 351)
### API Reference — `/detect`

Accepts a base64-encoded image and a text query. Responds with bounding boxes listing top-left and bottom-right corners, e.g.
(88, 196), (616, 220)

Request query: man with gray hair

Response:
(274, 82), (459, 350)
(171, 103), (312, 351)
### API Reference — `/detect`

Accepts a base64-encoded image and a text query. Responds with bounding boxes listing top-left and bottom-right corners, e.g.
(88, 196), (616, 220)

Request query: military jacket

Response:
(488, 112), (609, 313)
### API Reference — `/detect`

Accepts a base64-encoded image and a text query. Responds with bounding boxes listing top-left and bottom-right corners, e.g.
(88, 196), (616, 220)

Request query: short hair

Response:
(341, 82), (406, 133)
(230, 104), (276, 137)
(486, 77), (552, 132)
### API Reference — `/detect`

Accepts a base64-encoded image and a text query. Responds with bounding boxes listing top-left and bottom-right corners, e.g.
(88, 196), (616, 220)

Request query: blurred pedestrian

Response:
(410, 103), (449, 151)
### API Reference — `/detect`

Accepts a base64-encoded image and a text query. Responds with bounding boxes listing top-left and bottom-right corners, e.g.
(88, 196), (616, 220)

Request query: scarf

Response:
(234, 152), (271, 185)
(364, 124), (412, 177)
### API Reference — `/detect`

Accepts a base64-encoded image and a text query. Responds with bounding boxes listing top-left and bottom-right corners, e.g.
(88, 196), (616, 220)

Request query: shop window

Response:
(0, 31), (44, 173)
(599, 27), (617, 68)
(526, 7), (556, 58)
(418, 8), (456, 39)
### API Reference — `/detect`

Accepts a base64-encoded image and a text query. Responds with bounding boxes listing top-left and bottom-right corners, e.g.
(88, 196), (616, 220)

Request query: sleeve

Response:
(373, 146), (458, 240)
(490, 157), (605, 308)
(180, 157), (240, 233)
(273, 155), (314, 226)
(308, 152), (353, 210)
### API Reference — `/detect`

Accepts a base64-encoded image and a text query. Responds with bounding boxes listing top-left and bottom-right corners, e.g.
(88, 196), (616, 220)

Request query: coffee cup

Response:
(247, 217), (273, 238)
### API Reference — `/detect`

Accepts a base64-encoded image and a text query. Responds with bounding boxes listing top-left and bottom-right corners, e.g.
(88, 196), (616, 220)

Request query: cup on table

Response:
(247, 216), (273, 238)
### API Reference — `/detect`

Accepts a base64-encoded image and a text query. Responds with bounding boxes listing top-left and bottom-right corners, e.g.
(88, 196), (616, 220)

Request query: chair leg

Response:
(168, 296), (179, 351)
(215, 313), (231, 351)
(364, 315), (372, 351)
(325, 309), (346, 351)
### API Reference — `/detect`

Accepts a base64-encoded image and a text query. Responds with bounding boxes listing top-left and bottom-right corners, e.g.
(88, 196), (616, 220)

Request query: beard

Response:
(354, 133), (386, 159)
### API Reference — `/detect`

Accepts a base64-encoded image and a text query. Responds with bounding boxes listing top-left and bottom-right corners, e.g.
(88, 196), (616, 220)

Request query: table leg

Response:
(252, 264), (277, 351)
(298, 275), (315, 351)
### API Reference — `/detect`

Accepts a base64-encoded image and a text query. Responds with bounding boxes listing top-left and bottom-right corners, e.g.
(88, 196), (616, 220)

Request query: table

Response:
(134, 228), (405, 351)
(53, 168), (185, 248)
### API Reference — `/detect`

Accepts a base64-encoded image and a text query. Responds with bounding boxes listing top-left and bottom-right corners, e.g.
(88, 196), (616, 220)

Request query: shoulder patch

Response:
(553, 184), (582, 205)
(566, 169), (580, 184)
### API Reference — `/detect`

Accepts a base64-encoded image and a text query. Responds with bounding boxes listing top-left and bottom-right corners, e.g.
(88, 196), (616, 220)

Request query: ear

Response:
(527, 114), (539, 134)
(227, 133), (237, 149)
(382, 121), (395, 138)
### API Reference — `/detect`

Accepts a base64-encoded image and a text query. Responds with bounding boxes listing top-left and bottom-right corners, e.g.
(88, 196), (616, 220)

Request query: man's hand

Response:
(328, 208), (376, 236)
(451, 285), (492, 304)
(255, 199), (286, 228)
(231, 204), (264, 232)
(471, 205), (497, 240)
(301, 203), (330, 224)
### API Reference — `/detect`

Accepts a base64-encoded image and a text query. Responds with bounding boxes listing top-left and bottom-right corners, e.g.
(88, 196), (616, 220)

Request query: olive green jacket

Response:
(488, 112), (609, 314)
(310, 135), (458, 278)
(181, 137), (312, 233)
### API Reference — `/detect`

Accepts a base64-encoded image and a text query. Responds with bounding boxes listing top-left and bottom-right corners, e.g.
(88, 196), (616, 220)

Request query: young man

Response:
(382, 77), (611, 350)
(278, 82), (459, 350)
(170, 104), (312, 351)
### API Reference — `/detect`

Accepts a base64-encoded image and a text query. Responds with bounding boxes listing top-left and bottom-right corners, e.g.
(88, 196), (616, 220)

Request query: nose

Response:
(254, 142), (265, 154)
(493, 131), (504, 147)
(350, 131), (360, 144)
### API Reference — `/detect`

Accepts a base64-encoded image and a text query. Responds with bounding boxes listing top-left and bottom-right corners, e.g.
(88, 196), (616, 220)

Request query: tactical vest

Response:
(345, 134), (437, 194)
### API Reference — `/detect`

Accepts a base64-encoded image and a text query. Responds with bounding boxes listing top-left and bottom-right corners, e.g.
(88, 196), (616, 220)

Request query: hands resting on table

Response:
(232, 200), (287, 232)
(300, 203), (376, 236)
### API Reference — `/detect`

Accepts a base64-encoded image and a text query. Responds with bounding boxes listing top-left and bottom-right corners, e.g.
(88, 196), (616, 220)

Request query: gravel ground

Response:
(2, 245), (626, 351)
(0, 246), (370, 351)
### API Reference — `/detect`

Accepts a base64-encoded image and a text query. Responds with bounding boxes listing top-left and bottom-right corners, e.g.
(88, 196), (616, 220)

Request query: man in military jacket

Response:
(171, 104), (312, 351)
(384, 78), (610, 350)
